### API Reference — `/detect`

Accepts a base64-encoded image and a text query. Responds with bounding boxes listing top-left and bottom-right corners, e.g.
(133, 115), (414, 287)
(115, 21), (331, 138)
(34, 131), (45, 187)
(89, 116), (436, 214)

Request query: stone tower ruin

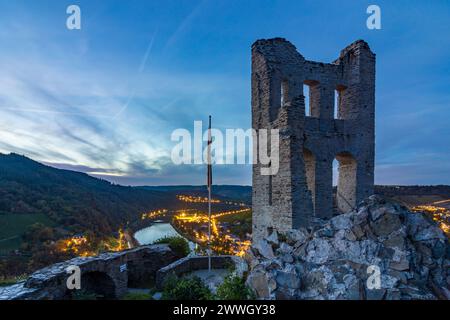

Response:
(252, 38), (375, 241)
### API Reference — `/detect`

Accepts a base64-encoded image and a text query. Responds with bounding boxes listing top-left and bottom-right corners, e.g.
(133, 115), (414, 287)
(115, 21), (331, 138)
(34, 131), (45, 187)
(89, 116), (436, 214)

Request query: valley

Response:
(0, 153), (449, 284)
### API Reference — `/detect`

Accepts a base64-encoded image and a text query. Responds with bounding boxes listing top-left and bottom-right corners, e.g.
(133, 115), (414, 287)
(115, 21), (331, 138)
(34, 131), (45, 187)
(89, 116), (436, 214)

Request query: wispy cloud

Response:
(0, 10), (247, 185)
(0, 0), (449, 186)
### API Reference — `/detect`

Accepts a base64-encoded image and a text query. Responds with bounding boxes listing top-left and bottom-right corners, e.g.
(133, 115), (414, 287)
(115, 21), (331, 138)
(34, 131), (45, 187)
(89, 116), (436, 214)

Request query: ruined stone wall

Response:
(155, 255), (247, 289)
(252, 38), (375, 241)
(0, 244), (179, 300)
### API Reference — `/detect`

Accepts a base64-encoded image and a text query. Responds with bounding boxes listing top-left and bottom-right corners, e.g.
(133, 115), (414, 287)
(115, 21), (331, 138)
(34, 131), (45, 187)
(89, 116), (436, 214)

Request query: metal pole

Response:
(207, 115), (212, 273)
(208, 178), (211, 272)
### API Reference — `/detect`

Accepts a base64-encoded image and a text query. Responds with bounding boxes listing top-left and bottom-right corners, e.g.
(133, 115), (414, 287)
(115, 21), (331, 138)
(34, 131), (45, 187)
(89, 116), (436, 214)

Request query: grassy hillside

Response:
(0, 153), (253, 278)
(0, 153), (172, 239)
(0, 214), (55, 253)
(0, 153), (177, 276)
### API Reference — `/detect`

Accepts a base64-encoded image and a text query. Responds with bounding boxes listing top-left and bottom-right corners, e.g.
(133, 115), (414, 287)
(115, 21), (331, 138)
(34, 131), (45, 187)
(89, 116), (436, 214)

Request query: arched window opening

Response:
(77, 271), (117, 300)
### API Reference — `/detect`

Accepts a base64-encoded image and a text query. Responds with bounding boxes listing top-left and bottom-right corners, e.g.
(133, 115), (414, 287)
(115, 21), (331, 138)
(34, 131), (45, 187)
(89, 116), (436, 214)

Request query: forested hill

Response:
(1, 153), (447, 237)
(0, 153), (171, 236)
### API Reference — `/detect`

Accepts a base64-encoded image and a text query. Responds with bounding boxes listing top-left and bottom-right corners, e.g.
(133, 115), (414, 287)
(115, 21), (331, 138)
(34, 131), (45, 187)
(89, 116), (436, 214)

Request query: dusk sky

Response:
(0, 0), (449, 186)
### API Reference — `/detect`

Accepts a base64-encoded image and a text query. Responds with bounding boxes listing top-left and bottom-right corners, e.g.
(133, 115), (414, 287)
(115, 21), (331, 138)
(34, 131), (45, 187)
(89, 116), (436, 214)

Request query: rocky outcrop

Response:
(245, 196), (450, 300)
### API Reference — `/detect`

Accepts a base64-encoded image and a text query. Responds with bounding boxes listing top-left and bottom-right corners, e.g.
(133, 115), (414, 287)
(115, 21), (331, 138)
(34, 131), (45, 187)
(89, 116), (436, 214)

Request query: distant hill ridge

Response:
(140, 185), (252, 203)
(0, 152), (449, 236)
(0, 154), (254, 235)
(0, 153), (170, 236)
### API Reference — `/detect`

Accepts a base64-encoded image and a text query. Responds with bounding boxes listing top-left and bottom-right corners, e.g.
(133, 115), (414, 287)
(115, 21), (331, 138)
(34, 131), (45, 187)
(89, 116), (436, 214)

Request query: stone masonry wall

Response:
(252, 38), (375, 241)
(0, 244), (179, 300)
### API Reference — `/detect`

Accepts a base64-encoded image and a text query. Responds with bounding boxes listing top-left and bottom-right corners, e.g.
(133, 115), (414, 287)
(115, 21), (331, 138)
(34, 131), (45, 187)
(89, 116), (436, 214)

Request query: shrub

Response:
(153, 236), (190, 257)
(162, 275), (212, 300)
(216, 275), (253, 300)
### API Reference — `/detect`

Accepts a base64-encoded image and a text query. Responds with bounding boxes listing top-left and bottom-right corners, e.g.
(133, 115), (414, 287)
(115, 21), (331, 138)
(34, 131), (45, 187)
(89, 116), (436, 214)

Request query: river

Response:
(134, 222), (196, 251)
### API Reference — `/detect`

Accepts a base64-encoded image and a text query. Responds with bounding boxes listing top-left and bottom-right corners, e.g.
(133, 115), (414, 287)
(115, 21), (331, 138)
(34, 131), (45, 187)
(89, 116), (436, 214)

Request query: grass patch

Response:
(0, 213), (55, 252)
(0, 275), (27, 287)
(122, 292), (154, 300)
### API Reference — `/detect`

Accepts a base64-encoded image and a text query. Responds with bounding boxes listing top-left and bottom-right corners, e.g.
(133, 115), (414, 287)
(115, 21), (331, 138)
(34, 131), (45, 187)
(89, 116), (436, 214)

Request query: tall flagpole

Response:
(207, 115), (212, 273)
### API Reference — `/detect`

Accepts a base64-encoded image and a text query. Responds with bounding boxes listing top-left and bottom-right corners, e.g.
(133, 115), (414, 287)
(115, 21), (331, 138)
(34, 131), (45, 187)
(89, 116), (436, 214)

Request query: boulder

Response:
(370, 212), (402, 237)
(246, 271), (270, 299)
(254, 239), (275, 259)
(278, 242), (293, 255)
(276, 265), (301, 289)
(305, 238), (336, 264)
(286, 229), (309, 245)
(331, 213), (353, 230)
(265, 230), (279, 245)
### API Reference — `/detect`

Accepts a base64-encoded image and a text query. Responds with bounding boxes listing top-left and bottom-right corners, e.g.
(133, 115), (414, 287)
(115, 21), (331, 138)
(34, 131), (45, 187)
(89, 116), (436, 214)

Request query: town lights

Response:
(411, 205), (450, 236)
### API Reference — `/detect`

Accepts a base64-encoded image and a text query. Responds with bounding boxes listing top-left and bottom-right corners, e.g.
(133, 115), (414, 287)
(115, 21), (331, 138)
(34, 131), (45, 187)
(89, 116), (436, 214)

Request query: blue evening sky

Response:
(0, 0), (449, 186)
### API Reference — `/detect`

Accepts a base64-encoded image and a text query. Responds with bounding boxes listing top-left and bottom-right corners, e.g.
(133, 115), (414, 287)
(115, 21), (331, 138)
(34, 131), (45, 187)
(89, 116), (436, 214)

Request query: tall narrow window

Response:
(303, 84), (310, 116)
(334, 90), (339, 119)
(335, 85), (347, 119)
(304, 80), (319, 117)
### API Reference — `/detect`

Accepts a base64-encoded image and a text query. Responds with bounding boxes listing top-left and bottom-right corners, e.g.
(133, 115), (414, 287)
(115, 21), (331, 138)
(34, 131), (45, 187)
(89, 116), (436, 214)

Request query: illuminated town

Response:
(57, 198), (449, 260)
(172, 208), (252, 256)
(412, 202), (450, 236)
(56, 194), (449, 260)
(56, 228), (130, 257)
(57, 192), (252, 258)
(141, 209), (168, 220)
(56, 235), (94, 257)
(173, 194), (252, 256)
(176, 194), (221, 203)
(176, 194), (247, 207)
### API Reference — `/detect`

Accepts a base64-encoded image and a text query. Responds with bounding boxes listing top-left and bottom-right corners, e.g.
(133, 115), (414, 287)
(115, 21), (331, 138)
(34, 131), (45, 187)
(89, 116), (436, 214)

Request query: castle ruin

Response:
(252, 38), (375, 241)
